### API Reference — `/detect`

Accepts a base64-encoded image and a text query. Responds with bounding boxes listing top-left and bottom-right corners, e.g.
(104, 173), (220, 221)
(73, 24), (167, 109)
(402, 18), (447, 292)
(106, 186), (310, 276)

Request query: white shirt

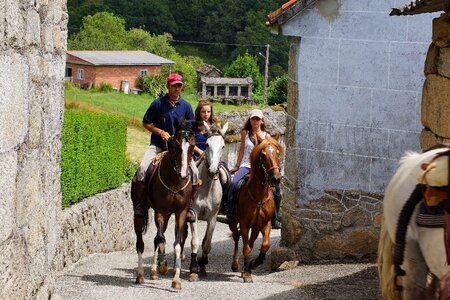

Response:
(240, 131), (266, 168)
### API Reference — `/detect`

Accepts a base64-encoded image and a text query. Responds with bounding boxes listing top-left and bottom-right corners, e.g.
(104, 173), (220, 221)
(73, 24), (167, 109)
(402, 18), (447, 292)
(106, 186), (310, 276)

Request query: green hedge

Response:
(61, 110), (127, 208)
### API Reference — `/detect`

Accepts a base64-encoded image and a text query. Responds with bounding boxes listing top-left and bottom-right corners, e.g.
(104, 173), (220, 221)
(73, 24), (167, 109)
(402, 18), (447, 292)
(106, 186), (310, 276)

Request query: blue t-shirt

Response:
(193, 131), (207, 161)
(143, 94), (194, 149)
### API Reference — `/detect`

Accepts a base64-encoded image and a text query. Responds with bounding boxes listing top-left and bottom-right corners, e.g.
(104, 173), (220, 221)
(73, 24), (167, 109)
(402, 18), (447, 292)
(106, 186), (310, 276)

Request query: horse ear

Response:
(220, 122), (228, 136)
(203, 121), (211, 134)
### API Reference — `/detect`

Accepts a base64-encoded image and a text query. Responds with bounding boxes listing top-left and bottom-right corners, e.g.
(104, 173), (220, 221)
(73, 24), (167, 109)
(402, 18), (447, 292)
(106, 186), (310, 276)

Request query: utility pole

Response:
(263, 44), (270, 105)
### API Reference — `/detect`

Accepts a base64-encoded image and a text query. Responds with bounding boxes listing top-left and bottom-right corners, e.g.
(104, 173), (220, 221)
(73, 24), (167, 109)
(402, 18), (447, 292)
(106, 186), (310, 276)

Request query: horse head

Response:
(203, 121), (228, 178)
(250, 135), (283, 186)
(168, 118), (195, 179)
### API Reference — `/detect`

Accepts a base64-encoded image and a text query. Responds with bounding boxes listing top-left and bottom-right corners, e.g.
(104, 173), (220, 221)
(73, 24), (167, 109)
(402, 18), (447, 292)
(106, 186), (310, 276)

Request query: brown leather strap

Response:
(444, 210), (450, 265)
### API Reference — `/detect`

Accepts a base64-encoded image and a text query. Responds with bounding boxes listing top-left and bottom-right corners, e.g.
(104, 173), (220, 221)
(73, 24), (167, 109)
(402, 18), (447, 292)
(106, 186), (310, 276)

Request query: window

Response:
(217, 86), (225, 96)
(65, 67), (72, 77)
(140, 69), (148, 76)
(241, 86), (248, 97)
(77, 68), (84, 80)
(229, 86), (238, 96)
(206, 86), (214, 96)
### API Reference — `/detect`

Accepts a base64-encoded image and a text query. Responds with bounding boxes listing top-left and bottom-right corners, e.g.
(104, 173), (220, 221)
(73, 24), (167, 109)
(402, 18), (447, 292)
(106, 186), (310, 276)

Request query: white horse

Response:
(378, 146), (450, 299)
(188, 121), (229, 281)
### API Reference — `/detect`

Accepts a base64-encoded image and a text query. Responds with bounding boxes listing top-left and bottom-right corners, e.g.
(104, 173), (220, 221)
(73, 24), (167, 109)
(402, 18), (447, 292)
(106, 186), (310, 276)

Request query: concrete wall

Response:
(0, 0), (67, 298)
(277, 0), (439, 260)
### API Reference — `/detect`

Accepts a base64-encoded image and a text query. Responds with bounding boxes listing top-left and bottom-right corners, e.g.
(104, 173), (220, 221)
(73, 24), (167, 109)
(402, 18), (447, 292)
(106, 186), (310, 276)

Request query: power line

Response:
(171, 39), (266, 47)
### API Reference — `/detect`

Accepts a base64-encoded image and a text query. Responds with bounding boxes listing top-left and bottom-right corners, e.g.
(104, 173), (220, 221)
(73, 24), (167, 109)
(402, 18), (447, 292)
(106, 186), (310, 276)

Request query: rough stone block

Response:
(5, 0), (25, 49)
(25, 9), (40, 47)
(432, 14), (450, 48)
(0, 152), (18, 244)
(438, 47), (450, 78)
(0, 51), (29, 153)
(420, 128), (450, 151)
(425, 43), (439, 75)
(421, 74), (450, 138)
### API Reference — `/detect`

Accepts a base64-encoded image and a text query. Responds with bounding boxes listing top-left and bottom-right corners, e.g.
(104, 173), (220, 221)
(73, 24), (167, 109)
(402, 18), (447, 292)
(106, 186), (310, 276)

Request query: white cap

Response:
(249, 109), (263, 119)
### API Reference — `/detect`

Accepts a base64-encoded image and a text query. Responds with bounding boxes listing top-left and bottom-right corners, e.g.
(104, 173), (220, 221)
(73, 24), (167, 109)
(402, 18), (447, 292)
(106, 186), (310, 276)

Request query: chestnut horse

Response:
(134, 119), (195, 290)
(229, 135), (283, 283)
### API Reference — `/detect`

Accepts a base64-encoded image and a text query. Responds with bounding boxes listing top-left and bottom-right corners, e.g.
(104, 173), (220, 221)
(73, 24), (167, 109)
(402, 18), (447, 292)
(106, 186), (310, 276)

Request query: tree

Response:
(267, 74), (287, 105)
(224, 52), (263, 94)
(68, 12), (128, 50)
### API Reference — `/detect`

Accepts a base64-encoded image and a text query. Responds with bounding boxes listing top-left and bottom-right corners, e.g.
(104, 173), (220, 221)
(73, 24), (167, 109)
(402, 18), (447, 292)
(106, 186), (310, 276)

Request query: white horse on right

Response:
(378, 146), (450, 299)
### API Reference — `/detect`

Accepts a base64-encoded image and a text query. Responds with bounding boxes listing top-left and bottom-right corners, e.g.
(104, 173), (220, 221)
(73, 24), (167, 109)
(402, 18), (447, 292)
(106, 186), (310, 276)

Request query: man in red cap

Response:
(131, 73), (199, 222)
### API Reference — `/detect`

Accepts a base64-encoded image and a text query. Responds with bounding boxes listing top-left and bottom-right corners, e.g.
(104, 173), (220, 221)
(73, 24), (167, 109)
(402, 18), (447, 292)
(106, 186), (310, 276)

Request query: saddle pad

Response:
(416, 201), (446, 228)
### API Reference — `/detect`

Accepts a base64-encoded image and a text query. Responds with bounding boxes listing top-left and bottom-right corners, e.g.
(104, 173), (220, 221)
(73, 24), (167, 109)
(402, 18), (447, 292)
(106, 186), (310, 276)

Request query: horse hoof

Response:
(199, 268), (207, 277)
(189, 273), (199, 282)
(150, 270), (158, 280)
(243, 272), (253, 283)
(135, 274), (144, 284)
(171, 280), (181, 290)
(231, 261), (240, 272)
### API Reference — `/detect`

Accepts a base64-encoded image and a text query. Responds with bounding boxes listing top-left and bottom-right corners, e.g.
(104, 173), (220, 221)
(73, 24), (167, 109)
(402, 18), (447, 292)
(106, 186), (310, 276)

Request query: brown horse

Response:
(229, 135), (283, 283)
(134, 119), (195, 290)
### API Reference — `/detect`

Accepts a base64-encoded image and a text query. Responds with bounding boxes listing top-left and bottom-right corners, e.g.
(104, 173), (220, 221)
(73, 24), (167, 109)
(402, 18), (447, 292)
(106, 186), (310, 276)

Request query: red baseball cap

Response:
(166, 73), (183, 86)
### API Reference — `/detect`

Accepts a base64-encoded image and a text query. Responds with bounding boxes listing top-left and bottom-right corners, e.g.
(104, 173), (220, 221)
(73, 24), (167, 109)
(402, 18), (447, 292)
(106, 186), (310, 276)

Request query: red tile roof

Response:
(266, 0), (316, 27)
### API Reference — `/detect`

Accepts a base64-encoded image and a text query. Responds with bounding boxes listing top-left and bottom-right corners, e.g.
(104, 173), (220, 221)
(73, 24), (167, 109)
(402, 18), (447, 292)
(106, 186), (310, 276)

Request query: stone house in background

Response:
(196, 64), (254, 103)
(266, 0), (441, 261)
(66, 50), (174, 93)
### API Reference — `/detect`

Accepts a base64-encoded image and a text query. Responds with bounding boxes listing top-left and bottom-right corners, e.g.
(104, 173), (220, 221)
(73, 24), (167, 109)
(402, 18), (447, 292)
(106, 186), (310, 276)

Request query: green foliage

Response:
(61, 110), (127, 208)
(68, 12), (128, 50)
(224, 52), (263, 93)
(267, 74), (288, 105)
(98, 82), (113, 93)
(137, 74), (166, 97)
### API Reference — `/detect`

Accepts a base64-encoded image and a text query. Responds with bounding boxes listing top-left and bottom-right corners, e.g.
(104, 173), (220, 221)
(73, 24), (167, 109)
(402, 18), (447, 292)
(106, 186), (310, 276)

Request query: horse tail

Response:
(377, 218), (402, 300)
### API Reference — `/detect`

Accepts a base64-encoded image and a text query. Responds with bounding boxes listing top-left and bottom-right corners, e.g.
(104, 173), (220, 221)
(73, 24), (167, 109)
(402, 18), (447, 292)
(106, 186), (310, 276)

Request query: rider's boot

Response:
(186, 181), (201, 223)
(131, 176), (148, 218)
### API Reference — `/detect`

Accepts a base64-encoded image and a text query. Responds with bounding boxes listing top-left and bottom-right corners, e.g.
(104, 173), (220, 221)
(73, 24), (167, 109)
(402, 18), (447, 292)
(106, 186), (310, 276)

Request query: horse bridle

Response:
(257, 145), (280, 184)
(168, 130), (195, 175)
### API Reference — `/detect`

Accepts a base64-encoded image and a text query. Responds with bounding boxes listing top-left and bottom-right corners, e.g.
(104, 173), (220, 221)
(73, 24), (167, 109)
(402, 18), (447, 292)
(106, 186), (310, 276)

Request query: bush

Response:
(137, 74), (166, 97)
(98, 82), (113, 93)
(61, 110), (127, 208)
(267, 74), (288, 105)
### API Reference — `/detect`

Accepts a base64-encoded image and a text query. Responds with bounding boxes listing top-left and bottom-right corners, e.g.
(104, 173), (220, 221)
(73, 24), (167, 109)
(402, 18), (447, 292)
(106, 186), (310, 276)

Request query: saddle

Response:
(145, 151), (166, 184)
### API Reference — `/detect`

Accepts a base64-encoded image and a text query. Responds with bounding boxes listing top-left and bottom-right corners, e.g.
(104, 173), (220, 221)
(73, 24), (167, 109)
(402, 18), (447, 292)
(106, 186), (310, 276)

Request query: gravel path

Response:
(55, 220), (380, 300)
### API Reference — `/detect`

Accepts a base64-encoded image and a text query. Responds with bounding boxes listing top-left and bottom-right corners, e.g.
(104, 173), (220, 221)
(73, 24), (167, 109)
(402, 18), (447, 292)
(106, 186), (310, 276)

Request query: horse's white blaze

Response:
(207, 135), (224, 174)
(180, 139), (190, 178)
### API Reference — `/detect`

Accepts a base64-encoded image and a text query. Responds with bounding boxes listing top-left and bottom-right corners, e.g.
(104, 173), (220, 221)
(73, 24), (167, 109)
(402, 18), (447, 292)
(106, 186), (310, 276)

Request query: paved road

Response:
(55, 220), (380, 300)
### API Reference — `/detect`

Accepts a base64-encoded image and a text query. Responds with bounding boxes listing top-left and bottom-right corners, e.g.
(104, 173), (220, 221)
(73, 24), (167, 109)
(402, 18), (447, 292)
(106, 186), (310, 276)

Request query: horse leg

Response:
(134, 216), (145, 284)
(250, 222), (270, 270)
(198, 218), (217, 277)
(188, 220), (200, 282)
(241, 226), (253, 283)
(402, 238), (428, 299)
(171, 211), (186, 290)
(229, 223), (241, 272)
(150, 213), (168, 280)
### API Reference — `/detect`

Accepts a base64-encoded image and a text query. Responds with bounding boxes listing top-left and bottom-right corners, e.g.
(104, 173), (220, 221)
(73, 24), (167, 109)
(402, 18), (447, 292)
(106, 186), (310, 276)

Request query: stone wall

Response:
(0, 0), (67, 299)
(275, 1), (439, 261)
(420, 12), (450, 150)
(55, 185), (134, 271)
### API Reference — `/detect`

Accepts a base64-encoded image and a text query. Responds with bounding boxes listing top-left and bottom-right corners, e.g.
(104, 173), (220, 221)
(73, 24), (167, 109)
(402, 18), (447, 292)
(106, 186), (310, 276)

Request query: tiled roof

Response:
(201, 77), (253, 85)
(390, 0), (450, 16)
(266, 0), (317, 26)
(67, 50), (175, 66)
(197, 64), (222, 75)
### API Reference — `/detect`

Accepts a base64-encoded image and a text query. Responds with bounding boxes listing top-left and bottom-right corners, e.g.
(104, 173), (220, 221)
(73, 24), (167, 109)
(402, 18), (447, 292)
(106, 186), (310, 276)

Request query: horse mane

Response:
(175, 118), (194, 132)
(249, 136), (283, 181)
